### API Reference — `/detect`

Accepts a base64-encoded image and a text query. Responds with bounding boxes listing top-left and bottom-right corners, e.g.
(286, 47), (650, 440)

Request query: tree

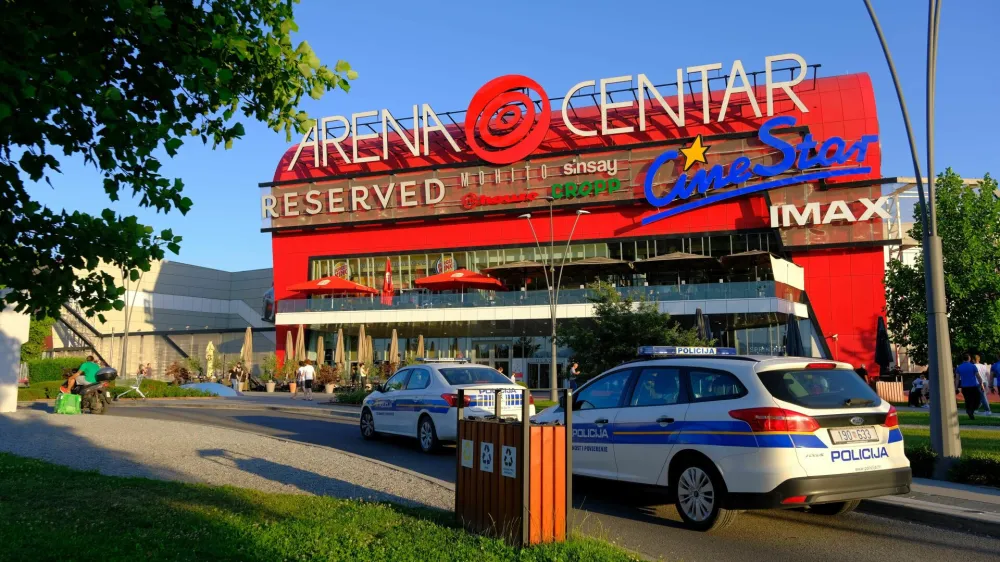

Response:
(20, 316), (56, 362)
(885, 169), (1000, 365)
(1, 0), (356, 321)
(558, 282), (710, 379)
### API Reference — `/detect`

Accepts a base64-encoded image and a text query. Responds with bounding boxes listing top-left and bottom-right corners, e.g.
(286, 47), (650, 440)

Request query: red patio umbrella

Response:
(413, 268), (503, 292)
(287, 275), (378, 296)
(381, 257), (394, 305)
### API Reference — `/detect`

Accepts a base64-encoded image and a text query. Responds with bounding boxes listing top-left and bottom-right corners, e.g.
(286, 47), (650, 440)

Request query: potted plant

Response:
(261, 353), (278, 393)
(282, 358), (298, 394)
(317, 363), (338, 394)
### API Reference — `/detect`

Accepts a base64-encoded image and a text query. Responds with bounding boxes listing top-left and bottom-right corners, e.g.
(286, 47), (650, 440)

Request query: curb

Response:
(860, 497), (1000, 539)
(112, 400), (363, 419)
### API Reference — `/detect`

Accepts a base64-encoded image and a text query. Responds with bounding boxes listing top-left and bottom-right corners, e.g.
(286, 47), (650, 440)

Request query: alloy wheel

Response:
(677, 466), (715, 522)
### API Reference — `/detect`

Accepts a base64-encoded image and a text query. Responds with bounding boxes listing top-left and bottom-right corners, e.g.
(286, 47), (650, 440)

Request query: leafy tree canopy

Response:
(558, 282), (711, 379)
(1, 0), (356, 320)
(885, 169), (1000, 365)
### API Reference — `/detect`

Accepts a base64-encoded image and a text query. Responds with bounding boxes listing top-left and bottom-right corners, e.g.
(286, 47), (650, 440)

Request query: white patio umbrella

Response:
(416, 334), (424, 359)
(240, 326), (253, 374)
(205, 341), (215, 378)
(334, 328), (345, 381)
(389, 329), (399, 373)
(316, 334), (325, 367)
(295, 324), (306, 362)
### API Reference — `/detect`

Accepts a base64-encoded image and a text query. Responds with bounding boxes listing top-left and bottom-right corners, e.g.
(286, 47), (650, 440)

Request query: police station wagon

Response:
(360, 360), (535, 453)
(531, 347), (911, 531)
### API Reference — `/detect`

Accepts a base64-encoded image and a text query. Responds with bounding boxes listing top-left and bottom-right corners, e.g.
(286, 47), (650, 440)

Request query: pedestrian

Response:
(855, 364), (868, 382)
(350, 365), (358, 389)
(909, 375), (925, 407)
(359, 362), (368, 390)
(301, 359), (315, 401)
(975, 354), (992, 415)
(566, 362), (580, 391)
(291, 360), (305, 399)
(145, 362), (152, 380)
(956, 353), (983, 420)
(496, 365), (509, 381)
(992, 356), (1000, 396)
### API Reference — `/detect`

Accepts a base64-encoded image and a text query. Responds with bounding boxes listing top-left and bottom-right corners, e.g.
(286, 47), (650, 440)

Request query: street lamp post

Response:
(520, 201), (588, 402)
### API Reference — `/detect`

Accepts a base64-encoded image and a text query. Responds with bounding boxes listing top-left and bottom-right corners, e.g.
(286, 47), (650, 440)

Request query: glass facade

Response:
(309, 232), (780, 289)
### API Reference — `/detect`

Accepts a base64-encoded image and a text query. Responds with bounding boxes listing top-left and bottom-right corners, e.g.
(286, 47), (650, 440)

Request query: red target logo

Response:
(465, 75), (551, 165)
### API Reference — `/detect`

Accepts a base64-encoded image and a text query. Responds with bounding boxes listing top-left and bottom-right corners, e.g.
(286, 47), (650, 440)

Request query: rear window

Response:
(439, 367), (511, 386)
(757, 368), (881, 409)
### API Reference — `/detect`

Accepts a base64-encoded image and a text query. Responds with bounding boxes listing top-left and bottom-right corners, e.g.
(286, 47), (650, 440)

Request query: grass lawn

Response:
(0, 453), (637, 562)
(902, 427), (1000, 456)
(897, 410), (1000, 427)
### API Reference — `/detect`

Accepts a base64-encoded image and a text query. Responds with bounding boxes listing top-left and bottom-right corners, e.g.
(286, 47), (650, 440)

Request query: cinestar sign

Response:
(287, 54), (811, 170)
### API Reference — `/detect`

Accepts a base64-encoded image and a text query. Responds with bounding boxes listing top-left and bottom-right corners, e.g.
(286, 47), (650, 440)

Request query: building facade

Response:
(51, 260), (275, 379)
(263, 57), (896, 386)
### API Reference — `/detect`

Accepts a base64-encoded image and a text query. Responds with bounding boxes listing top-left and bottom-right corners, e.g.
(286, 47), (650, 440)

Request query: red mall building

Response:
(262, 58), (895, 387)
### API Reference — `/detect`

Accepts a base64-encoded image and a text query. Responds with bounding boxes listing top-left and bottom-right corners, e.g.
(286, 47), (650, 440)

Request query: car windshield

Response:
(439, 367), (511, 386)
(757, 368), (881, 409)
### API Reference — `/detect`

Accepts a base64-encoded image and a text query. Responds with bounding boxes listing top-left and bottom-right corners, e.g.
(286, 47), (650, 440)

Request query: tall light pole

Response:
(863, 0), (960, 474)
(520, 201), (588, 401)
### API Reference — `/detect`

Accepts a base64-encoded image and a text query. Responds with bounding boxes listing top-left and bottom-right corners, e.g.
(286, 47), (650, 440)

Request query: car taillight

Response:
(882, 405), (898, 428)
(805, 362), (837, 369)
(729, 407), (820, 433)
(441, 393), (472, 408)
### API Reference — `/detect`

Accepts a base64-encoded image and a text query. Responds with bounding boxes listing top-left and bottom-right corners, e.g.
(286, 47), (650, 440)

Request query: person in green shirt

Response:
(65, 355), (100, 393)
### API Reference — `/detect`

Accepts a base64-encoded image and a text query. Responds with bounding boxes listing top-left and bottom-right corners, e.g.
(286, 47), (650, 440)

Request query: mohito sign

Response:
(286, 54), (811, 169)
(641, 115), (879, 225)
(769, 197), (891, 228)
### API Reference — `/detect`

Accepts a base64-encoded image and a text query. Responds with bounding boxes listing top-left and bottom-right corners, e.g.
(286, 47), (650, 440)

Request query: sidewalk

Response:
(863, 478), (1000, 537)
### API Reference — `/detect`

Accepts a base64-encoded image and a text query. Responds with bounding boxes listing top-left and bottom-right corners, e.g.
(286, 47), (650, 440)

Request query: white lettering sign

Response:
(769, 197), (891, 228)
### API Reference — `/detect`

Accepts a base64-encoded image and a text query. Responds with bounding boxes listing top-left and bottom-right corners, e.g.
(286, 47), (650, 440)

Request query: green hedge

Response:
(335, 389), (368, 405)
(905, 445), (1000, 487)
(18, 379), (214, 401)
(26, 356), (89, 383)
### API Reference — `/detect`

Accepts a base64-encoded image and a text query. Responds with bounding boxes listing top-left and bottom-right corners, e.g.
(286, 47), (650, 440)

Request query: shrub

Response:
(335, 389), (368, 405)
(165, 361), (192, 385)
(27, 357), (89, 383)
(316, 364), (339, 386)
(17, 379), (213, 401)
(947, 453), (1000, 488)
(904, 445), (936, 478)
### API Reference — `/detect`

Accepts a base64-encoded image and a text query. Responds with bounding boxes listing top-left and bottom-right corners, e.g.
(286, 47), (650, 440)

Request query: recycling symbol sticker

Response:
(480, 442), (494, 473)
(501, 445), (516, 478)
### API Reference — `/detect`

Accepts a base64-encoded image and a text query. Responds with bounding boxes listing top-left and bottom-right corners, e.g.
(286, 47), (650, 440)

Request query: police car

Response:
(531, 347), (911, 531)
(359, 360), (536, 453)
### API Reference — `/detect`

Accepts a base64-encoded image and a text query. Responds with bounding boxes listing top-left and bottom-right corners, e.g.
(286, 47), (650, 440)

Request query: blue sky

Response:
(24, 0), (1000, 271)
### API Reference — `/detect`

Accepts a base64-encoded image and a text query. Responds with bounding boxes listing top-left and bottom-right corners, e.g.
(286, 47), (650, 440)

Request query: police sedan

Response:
(359, 360), (536, 453)
(531, 347), (911, 532)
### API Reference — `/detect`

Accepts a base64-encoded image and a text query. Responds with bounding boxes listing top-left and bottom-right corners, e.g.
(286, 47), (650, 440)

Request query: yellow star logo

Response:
(679, 135), (710, 171)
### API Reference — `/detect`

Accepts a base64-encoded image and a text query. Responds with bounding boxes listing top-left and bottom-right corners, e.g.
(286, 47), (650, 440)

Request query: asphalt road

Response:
(109, 406), (1000, 562)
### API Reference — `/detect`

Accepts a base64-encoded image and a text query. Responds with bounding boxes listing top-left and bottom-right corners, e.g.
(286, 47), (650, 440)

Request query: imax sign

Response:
(769, 196), (890, 228)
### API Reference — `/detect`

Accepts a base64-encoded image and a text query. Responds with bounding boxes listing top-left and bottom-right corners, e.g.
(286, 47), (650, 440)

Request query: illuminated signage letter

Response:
(287, 122), (318, 171)
(321, 115), (351, 166)
(399, 181), (418, 207)
(351, 186), (372, 211)
(261, 195), (277, 219)
(821, 201), (856, 224)
(283, 193), (299, 217)
(422, 104), (461, 156)
(859, 196), (891, 221)
(382, 106), (420, 159)
(561, 80), (597, 137)
(765, 53), (809, 115)
(686, 62), (723, 124)
(304, 190), (323, 215)
(328, 187), (345, 213)
(424, 179), (446, 205)
(638, 70), (684, 130)
(372, 183), (395, 208)
(718, 59), (762, 122)
(352, 110), (380, 164)
(600, 75), (634, 136)
(783, 202), (820, 226)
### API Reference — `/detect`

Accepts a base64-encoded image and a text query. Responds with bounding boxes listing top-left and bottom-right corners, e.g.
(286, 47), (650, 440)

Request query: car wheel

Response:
(673, 459), (737, 532)
(809, 500), (861, 516)
(418, 415), (440, 454)
(360, 409), (377, 440)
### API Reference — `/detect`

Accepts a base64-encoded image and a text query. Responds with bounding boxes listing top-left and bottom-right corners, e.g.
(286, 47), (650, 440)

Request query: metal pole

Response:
(862, 0), (960, 469)
(548, 201), (559, 403)
(564, 388), (573, 535)
(521, 387), (530, 546)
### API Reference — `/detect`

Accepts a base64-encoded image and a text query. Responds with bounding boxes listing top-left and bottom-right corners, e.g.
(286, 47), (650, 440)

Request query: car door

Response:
(378, 369), (411, 434)
(612, 365), (689, 484)
(570, 369), (633, 480)
(401, 367), (433, 436)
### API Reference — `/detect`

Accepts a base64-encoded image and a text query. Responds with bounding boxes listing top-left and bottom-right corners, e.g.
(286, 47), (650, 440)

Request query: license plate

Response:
(829, 426), (879, 444)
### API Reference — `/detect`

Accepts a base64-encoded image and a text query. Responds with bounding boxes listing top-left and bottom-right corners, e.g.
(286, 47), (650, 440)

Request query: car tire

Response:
(360, 408), (377, 440)
(672, 459), (737, 532)
(809, 500), (861, 516)
(418, 415), (440, 454)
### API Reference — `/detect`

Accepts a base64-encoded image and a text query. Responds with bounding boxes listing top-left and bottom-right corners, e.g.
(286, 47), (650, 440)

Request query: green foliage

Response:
(885, 170), (1000, 365)
(558, 282), (710, 379)
(335, 389), (368, 405)
(903, 427), (1000, 486)
(0, 0), (356, 321)
(19, 316), (55, 362)
(260, 353), (278, 381)
(17, 379), (212, 401)
(185, 356), (203, 375)
(0, 454), (637, 561)
(26, 356), (88, 383)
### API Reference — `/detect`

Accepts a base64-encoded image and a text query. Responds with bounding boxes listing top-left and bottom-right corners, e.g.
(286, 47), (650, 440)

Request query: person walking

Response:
(350, 365), (359, 389)
(991, 356), (1000, 396)
(565, 362), (580, 391)
(359, 362), (368, 390)
(909, 375), (926, 407)
(957, 353), (983, 420)
(975, 354), (992, 415)
(301, 359), (315, 401)
(291, 360), (305, 399)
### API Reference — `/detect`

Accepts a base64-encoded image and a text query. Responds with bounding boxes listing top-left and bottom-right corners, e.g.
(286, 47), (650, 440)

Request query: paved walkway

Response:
(0, 409), (451, 511)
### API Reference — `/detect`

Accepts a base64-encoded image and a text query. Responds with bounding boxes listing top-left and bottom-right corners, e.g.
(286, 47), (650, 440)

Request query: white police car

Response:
(531, 347), (911, 531)
(359, 360), (536, 453)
